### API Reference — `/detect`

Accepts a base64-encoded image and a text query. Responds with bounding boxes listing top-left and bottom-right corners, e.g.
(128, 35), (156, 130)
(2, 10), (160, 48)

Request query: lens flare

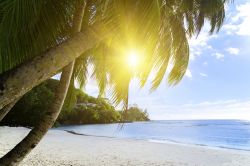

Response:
(127, 51), (139, 67)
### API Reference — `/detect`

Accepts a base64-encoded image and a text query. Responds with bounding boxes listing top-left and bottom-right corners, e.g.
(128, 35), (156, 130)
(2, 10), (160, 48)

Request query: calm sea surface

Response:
(56, 120), (250, 151)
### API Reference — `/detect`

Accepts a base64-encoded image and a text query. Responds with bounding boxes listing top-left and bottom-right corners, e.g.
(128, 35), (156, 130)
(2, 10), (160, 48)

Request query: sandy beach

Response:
(1, 126), (250, 166)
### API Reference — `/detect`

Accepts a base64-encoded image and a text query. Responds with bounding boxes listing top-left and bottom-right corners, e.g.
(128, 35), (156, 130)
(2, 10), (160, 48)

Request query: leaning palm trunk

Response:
(0, 62), (74, 166)
(0, 1), (89, 121)
(0, 2), (86, 165)
(0, 98), (20, 121)
(0, 22), (107, 111)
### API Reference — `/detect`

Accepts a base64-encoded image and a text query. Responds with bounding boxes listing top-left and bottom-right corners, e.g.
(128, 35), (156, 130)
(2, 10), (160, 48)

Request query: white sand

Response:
(1, 126), (250, 166)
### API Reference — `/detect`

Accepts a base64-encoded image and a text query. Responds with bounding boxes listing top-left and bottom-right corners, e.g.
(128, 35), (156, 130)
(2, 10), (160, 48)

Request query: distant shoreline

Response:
(64, 128), (250, 152)
(1, 126), (250, 166)
(56, 119), (250, 151)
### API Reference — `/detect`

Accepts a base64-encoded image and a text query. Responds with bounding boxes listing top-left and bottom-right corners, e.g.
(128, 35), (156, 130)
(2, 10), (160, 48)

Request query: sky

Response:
(71, 0), (250, 120)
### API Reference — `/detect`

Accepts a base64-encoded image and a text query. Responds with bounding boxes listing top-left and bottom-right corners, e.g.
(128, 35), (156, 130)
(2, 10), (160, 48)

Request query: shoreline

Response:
(63, 128), (250, 152)
(1, 126), (250, 166)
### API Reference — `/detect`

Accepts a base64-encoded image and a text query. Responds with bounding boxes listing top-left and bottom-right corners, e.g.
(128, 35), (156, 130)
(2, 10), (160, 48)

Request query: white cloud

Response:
(85, 79), (99, 97)
(185, 69), (192, 78)
(199, 73), (208, 77)
(225, 47), (240, 55)
(203, 62), (208, 66)
(190, 51), (201, 61)
(188, 23), (217, 61)
(149, 99), (250, 120)
(235, 3), (250, 36)
(223, 24), (238, 35)
(213, 52), (224, 60)
(223, 2), (250, 36)
(52, 73), (61, 80)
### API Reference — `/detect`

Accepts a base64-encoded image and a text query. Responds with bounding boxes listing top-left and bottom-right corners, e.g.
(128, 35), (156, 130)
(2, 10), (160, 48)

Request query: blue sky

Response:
(81, 1), (250, 120)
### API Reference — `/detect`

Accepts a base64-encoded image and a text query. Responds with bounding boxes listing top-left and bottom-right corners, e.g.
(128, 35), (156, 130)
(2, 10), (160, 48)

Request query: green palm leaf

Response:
(0, 0), (231, 108)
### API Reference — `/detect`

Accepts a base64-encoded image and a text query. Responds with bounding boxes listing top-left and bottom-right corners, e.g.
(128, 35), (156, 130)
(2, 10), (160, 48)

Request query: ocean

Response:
(56, 120), (250, 151)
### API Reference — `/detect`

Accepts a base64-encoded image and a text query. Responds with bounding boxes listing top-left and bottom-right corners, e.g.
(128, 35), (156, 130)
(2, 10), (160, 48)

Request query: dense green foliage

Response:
(59, 104), (121, 125)
(1, 80), (56, 127)
(120, 106), (149, 122)
(0, 79), (149, 127)
(0, 0), (229, 107)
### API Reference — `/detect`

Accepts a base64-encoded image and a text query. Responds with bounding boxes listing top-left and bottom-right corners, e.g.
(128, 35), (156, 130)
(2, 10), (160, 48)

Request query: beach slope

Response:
(1, 126), (250, 166)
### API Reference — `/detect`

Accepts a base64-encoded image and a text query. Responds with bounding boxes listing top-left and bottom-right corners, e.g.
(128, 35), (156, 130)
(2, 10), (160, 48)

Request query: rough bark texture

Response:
(0, 62), (75, 166)
(0, 97), (20, 121)
(0, 2), (87, 165)
(0, 0), (87, 123)
(0, 23), (106, 110)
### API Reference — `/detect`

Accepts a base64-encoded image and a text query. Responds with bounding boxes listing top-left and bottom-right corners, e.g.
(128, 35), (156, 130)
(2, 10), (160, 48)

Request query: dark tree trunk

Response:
(0, 98), (19, 121)
(0, 62), (75, 166)
(0, 2), (87, 165)
(0, 22), (108, 110)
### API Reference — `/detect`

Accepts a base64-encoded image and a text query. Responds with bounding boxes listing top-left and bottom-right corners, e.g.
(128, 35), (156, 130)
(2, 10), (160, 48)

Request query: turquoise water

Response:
(57, 120), (250, 151)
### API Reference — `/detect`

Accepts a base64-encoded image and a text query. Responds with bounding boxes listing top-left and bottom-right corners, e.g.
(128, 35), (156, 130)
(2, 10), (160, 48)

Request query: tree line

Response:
(0, 0), (229, 164)
(0, 79), (149, 127)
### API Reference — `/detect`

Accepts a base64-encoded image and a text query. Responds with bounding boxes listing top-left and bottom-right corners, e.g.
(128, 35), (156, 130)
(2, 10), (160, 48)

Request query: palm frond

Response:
(0, 0), (79, 74)
(0, 0), (230, 108)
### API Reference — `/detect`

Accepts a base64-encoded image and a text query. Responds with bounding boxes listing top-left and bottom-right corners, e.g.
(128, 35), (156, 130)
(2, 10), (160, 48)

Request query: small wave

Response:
(58, 120), (250, 152)
(147, 138), (250, 152)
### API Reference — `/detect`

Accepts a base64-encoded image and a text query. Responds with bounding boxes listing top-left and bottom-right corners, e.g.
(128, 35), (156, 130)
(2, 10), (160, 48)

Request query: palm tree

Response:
(0, 98), (19, 121)
(77, 0), (229, 105)
(0, 0), (229, 165)
(0, 0), (86, 165)
(0, 0), (228, 110)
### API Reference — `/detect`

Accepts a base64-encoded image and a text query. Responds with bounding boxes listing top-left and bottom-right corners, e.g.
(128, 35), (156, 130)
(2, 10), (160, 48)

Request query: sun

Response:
(127, 51), (140, 67)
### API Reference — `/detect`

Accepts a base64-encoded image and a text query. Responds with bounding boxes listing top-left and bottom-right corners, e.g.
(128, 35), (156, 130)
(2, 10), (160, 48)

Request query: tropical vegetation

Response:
(0, 0), (229, 165)
(0, 79), (149, 127)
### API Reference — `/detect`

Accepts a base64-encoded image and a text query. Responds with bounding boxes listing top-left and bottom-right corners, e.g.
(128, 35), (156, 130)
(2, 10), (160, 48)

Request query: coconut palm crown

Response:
(0, 0), (230, 107)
